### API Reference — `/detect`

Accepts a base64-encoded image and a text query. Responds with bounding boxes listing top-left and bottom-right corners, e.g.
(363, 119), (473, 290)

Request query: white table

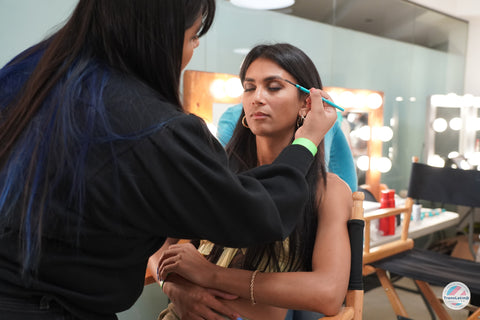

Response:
(363, 201), (460, 247)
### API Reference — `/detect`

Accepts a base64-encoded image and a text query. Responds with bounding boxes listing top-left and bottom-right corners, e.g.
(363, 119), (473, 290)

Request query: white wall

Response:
(0, 0), (77, 67)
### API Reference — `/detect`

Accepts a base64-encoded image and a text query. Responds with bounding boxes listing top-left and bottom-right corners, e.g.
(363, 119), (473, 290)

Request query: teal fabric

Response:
(216, 104), (358, 192)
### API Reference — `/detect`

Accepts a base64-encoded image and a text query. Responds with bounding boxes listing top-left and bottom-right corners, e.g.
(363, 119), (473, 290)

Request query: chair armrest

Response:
(364, 207), (410, 221)
(363, 238), (414, 265)
(363, 198), (413, 253)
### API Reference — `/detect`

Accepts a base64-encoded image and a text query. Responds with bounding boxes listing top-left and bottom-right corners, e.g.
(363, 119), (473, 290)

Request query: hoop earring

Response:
(296, 115), (305, 128)
(242, 116), (249, 128)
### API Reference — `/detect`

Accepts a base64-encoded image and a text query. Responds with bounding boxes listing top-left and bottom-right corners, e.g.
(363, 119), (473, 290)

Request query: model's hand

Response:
(158, 242), (219, 288)
(163, 275), (241, 320)
(295, 88), (337, 146)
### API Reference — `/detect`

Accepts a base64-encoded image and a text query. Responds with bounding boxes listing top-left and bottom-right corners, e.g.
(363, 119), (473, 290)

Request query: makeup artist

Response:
(0, 1), (337, 319)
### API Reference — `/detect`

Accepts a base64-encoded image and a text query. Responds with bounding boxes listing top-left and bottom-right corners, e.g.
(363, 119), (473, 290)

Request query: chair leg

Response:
(375, 269), (409, 318)
(413, 280), (436, 320)
(415, 280), (452, 320)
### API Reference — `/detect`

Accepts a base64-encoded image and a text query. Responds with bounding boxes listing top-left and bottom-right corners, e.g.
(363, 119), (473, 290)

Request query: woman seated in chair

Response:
(151, 43), (352, 320)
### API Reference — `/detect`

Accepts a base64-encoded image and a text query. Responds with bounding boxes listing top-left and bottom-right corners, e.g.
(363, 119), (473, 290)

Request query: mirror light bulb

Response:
(210, 79), (226, 99)
(367, 93), (383, 109)
(432, 118), (447, 133)
(449, 117), (462, 131)
(356, 156), (370, 171)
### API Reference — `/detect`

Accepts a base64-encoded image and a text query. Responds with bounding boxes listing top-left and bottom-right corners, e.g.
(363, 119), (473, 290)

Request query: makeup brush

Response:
(282, 78), (345, 111)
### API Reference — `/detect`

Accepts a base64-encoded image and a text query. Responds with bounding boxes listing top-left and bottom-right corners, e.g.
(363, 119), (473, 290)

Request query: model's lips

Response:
(252, 112), (269, 119)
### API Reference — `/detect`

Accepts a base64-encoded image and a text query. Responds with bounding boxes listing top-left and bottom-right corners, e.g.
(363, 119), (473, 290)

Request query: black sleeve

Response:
(90, 114), (314, 248)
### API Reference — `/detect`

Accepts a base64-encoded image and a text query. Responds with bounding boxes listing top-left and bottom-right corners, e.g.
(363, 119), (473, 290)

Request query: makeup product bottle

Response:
(379, 189), (396, 235)
(412, 200), (422, 222)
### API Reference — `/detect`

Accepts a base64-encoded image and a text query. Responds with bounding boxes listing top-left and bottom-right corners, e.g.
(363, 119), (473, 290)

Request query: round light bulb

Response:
(449, 117), (462, 131)
(210, 79), (226, 99)
(432, 118), (447, 133)
(448, 151), (459, 159)
(357, 126), (371, 141)
(225, 77), (243, 98)
(428, 155), (445, 168)
(366, 93), (383, 109)
(356, 156), (370, 171)
(372, 126), (394, 142)
(339, 91), (355, 109)
(372, 157), (392, 173)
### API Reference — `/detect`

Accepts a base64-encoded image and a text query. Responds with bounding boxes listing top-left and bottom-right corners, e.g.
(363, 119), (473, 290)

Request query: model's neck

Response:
(255, 134), (293, 166)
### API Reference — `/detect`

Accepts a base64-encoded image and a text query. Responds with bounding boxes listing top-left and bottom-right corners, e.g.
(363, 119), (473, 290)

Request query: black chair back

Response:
(407, 162), (480, 208)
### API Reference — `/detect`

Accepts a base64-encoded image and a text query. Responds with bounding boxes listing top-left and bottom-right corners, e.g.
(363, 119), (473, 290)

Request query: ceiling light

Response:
(230, 0), (295, 10)
(233, 48), (251, 55)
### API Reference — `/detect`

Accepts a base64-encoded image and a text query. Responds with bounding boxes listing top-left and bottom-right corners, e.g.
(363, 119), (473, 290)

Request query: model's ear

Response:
(298, 105), (309, 118)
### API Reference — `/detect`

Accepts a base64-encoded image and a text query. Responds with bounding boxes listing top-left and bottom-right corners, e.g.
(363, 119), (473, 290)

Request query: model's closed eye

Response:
(268, 86), (282, 91)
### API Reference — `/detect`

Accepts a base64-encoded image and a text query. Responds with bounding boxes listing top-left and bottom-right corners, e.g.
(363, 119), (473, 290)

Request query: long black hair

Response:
(227, 43), (327, 272)
(0, 0), (215, 273)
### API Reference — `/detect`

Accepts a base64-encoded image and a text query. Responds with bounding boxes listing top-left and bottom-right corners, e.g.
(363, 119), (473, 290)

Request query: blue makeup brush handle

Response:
(322, 97), (344, 111)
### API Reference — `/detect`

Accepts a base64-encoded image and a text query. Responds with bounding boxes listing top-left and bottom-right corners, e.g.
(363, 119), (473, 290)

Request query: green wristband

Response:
(292, 138), (317, 156)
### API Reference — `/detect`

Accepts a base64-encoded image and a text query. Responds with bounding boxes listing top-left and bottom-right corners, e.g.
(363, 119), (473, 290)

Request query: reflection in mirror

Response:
(426, 94), (480, 170)
(434, 107), (460, 160)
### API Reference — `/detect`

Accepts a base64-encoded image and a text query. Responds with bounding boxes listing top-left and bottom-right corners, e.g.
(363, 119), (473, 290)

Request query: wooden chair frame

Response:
(362, 197), (414, 318)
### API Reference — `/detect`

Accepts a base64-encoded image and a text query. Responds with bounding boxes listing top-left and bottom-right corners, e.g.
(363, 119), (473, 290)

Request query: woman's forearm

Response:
(211, 267), (346, 315)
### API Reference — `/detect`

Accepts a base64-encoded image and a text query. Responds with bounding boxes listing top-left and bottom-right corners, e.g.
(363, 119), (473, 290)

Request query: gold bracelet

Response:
(250, 270), (259, 305)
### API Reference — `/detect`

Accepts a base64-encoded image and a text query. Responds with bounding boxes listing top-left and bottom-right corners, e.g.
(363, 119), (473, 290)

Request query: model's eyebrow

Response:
(243, 75), (284, 83)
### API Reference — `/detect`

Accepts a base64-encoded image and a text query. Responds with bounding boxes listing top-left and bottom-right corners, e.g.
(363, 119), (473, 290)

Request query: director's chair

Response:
(363, 157), (480, 320)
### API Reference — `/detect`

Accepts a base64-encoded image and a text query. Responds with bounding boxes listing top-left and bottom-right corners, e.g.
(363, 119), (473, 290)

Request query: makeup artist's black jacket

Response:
(0, 71), (313, 319)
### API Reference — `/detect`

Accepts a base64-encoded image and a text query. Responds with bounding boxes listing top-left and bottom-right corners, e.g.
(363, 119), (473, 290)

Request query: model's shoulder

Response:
(326, 173), (351, 192)
(323, 173), (353, 207)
